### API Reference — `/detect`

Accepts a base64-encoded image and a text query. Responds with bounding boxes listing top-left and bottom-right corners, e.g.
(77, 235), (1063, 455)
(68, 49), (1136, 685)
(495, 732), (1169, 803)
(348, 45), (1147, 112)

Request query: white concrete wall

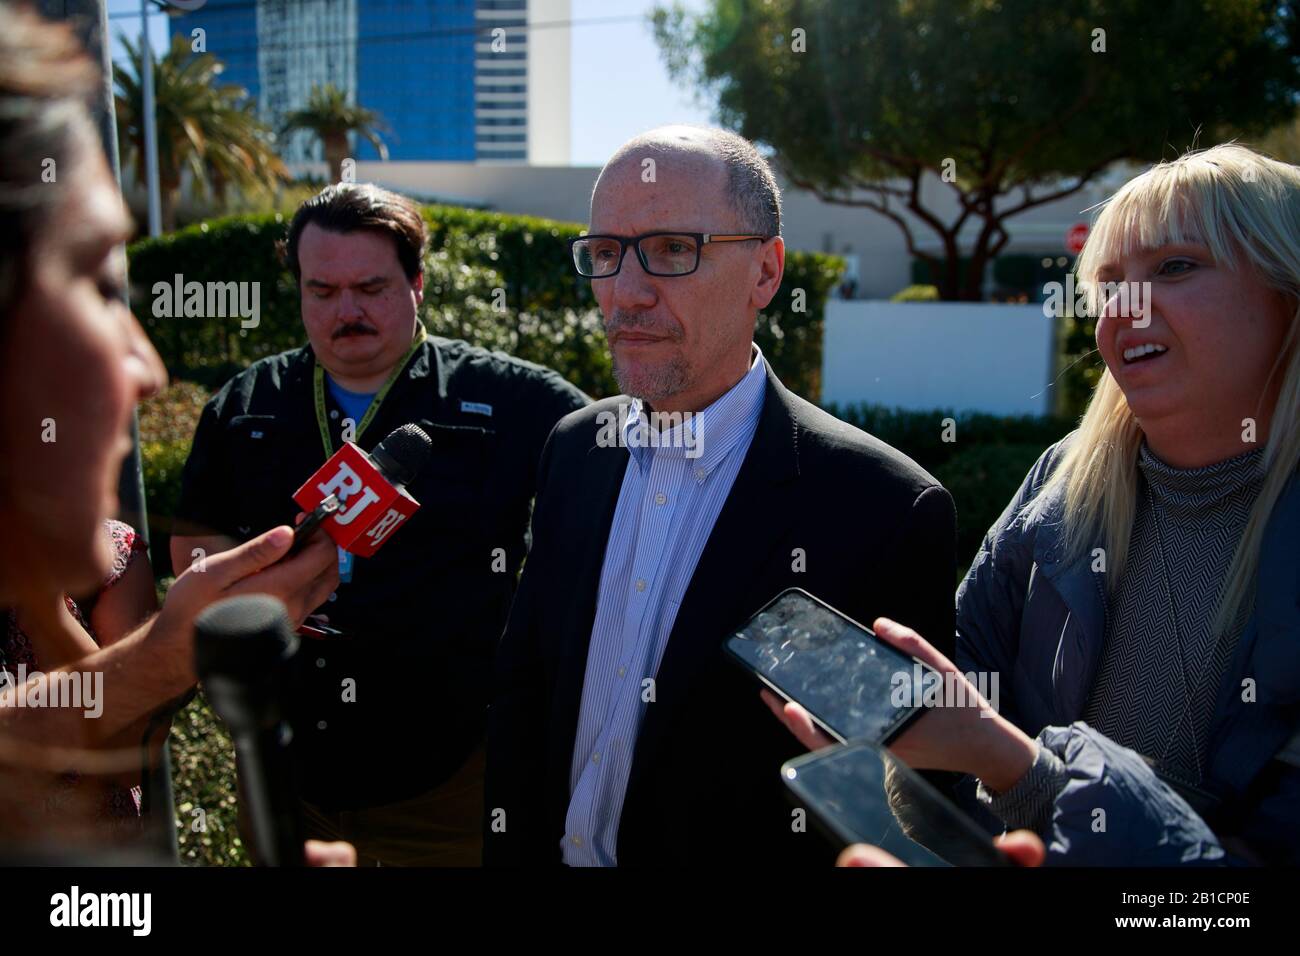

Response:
(821, 301), (1057, 416)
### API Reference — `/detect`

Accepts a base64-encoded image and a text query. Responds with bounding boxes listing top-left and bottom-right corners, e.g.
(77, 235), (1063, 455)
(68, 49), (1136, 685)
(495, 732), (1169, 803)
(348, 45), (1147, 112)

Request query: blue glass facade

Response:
(171, 0), (479, 162)
(356, 1), (476, 160)
(172, 0), (261, 100)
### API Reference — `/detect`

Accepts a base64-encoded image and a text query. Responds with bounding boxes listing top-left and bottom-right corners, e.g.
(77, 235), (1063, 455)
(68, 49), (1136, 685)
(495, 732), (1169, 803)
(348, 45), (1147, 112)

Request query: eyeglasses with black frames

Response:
(568, 231), (771, 278)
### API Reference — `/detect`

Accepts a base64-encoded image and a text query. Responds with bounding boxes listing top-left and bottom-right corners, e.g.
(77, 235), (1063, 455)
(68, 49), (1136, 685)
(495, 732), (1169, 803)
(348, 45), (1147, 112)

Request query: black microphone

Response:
(370, 422), (433, 487)
(194, 594), (305, 867)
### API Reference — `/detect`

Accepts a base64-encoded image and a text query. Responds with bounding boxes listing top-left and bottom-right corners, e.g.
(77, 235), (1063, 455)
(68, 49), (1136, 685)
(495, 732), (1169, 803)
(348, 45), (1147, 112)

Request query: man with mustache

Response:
(171, 184), (588, 865)
(484, 126), (957, 866)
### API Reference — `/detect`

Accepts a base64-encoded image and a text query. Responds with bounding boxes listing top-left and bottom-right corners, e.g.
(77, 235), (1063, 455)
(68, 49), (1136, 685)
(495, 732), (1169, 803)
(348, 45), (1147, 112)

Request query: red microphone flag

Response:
(292, 442), (420, 558)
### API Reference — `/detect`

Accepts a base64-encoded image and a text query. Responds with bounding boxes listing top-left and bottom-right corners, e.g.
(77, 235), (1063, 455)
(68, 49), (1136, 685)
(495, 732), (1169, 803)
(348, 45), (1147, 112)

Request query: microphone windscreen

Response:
(194, 594), (297, 684)
(371, 422), (433, 486)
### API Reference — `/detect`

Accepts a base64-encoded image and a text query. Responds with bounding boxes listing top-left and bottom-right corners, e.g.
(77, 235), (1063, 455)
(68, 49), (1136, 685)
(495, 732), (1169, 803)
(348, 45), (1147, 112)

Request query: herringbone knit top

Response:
(1083, 442), (1265, 786)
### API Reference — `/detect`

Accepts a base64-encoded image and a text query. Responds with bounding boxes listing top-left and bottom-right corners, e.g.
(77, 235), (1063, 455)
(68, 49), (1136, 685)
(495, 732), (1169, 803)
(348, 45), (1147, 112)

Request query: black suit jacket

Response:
(484, 362), (957, 866)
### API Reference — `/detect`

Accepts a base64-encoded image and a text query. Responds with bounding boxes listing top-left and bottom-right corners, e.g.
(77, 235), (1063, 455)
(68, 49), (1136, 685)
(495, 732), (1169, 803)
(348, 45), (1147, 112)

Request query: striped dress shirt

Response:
(561, 345), (768, 865)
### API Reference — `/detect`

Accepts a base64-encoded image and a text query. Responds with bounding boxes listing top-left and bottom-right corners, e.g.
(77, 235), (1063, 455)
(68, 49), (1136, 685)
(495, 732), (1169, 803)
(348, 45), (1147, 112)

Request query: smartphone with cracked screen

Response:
(725, 587), (936, 745)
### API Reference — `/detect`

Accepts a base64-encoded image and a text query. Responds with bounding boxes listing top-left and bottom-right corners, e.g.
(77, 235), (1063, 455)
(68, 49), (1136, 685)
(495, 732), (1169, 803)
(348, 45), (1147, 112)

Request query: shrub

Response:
(420, 221), (617, 398)
(825, 403), (1075, 477)
(823, 404), (1077, 573)
(890, 284), (940, 302)
(934, 443), (1056, 569)
(139, 382), (211, 577)
(138, 380), (209, 445)
(1056, 308), (1105, 419)
(757, 250), (843, 399)
(129, 215), (301, 389)
(169, 690), (247, 866)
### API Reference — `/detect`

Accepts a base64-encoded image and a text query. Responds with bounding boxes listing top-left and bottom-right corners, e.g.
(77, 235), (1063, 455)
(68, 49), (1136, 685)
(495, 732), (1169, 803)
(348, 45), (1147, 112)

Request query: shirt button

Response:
(635, 579), (646, 592)
(316, 658), (326, 668)
(327, 592), (338, 602)
(329, 410), (339, 420)
(617, 666), (626, 678)
(592, 752), (601, 764)
(654, 492), (667, 506)
(694, 468), (706, 482)
(571, 835), (583, 847)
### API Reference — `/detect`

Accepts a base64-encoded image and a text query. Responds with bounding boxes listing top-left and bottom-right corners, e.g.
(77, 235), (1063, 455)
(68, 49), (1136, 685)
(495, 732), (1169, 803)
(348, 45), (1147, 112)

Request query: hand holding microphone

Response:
(153, 524), (339, 689)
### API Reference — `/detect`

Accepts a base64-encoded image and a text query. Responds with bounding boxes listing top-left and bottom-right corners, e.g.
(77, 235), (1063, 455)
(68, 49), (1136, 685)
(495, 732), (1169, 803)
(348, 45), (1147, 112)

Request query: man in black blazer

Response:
(484, 126), (956, 867)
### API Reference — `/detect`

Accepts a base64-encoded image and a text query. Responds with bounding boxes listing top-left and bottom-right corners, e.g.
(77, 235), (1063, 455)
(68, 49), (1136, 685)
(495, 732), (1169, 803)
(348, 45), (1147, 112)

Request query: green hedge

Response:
(138, 382), (209, 577)
(127, 208), (843, 401)
(169, 691), (247, 866)
(933, 443), (1056, 569)
(824, 403), (1077, 569)
(1056, 308), (1104, 420)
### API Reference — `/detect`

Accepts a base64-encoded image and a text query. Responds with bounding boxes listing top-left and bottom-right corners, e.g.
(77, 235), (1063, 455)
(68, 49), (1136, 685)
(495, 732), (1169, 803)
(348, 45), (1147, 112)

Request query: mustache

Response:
(333, 322), (378, 339)
(604, 310), (682, 341)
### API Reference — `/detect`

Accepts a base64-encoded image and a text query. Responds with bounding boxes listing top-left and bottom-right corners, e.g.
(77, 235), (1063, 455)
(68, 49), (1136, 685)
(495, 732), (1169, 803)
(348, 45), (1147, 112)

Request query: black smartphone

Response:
(783, 742), (1008, 867)
(724, 587), (935, 745)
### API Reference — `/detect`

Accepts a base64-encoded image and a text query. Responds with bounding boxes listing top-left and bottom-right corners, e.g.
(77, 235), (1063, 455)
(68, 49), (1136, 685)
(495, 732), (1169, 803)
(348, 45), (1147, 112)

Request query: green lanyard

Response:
(313, 324), (428, 458)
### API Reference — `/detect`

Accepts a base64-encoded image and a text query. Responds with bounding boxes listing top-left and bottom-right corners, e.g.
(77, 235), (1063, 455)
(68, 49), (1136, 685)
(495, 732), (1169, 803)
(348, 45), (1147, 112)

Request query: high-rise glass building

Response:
(170, 0), (570, 165)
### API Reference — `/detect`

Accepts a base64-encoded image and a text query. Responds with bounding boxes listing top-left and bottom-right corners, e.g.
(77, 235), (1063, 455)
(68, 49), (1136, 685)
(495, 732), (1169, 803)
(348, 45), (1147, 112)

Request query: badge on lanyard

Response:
(338, 547), (354, 584)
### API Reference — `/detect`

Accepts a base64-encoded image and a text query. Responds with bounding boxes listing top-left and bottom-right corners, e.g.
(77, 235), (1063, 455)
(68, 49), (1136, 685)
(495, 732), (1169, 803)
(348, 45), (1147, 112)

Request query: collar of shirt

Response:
(620, 343), (767, 477)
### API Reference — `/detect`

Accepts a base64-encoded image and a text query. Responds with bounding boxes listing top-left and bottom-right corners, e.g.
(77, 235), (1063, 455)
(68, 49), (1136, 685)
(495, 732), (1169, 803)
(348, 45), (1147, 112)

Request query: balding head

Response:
(595, 125), (782, 237)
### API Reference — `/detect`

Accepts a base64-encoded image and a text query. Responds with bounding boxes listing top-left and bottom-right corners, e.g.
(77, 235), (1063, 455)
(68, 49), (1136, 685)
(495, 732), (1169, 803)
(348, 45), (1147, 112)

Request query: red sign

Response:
(1066, 222), (1090, 255)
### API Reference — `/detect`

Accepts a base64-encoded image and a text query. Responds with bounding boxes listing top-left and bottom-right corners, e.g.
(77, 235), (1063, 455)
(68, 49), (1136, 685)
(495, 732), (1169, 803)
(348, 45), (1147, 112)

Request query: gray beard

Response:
(612, 353), (691, 404)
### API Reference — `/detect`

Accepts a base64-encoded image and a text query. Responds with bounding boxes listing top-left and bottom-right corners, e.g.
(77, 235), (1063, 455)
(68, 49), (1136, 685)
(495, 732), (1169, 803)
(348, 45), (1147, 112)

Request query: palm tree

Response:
(114, 36), (287, 231)
(280, 83), (390, 183)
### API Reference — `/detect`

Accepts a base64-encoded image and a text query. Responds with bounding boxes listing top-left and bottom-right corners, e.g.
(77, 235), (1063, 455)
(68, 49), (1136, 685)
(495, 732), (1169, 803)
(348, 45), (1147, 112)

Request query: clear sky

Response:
(104, 0), (715, 167)
(567, 0), (714, 164)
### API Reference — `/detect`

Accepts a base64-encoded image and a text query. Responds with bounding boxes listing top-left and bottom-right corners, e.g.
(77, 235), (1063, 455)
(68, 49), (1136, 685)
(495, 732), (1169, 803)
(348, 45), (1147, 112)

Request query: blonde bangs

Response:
(1076, 157), (1254, 310)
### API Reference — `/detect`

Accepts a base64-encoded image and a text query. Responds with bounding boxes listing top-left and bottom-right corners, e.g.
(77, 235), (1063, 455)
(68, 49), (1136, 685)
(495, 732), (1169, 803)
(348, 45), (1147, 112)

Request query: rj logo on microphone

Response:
(317, 461), (380, 525)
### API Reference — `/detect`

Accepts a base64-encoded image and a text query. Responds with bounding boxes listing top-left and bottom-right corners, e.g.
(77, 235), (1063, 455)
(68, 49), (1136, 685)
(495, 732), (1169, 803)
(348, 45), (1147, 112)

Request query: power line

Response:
(109, 11), (648, 62)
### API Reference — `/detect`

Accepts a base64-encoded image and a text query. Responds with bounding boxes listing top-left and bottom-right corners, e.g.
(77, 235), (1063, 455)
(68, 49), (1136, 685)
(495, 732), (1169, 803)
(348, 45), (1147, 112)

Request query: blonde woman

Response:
(770, 144), (1300, 866)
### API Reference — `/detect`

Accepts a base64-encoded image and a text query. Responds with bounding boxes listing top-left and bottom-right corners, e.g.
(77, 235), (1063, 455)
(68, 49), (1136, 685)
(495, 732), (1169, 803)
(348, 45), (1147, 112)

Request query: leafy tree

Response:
(654, 0), (1300, 300)
(280, 83), (389, 183)
(114, 36), (287, 232)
